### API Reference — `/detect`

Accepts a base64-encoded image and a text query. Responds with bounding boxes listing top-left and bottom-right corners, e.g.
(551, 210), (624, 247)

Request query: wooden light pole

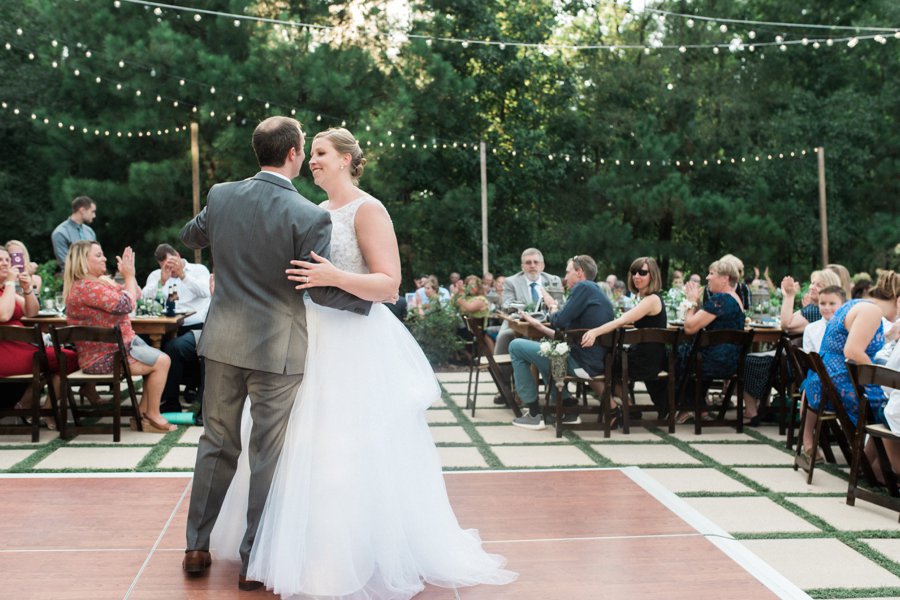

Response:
(480, 141), (489, 274)
(190, 122), (201, 264)
(817, 146), (828, 266)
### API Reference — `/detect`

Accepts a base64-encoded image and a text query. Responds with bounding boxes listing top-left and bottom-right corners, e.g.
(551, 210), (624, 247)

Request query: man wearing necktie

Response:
(491, 248), (564, 402)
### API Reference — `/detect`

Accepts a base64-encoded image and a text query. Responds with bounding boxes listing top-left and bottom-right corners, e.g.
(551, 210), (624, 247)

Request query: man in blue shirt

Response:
(51, 196), (97, 268)
(510, 255), (614, 430)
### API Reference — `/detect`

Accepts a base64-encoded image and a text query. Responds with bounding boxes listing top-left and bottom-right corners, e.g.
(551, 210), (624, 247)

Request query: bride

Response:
(210, 127), (516, 599)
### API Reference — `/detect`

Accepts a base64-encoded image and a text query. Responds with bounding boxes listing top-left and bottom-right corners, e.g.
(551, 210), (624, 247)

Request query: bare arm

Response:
(779, 276), (808, 333)
(456, 295), (489, 314)
(843, 302), (882, 365)
(582, 294), (662, 347)
(288, 201), (400, 303)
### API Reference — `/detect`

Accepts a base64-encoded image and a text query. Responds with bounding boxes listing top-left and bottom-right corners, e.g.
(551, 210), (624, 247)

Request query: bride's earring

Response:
(340, 164), (345, 170)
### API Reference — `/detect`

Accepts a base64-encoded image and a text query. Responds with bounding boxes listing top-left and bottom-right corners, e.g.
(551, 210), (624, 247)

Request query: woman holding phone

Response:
(4, 240), (42, 298)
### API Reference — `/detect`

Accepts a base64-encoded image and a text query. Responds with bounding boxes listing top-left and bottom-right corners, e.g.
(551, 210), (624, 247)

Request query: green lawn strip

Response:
(562, 431), (614, 467)
(6, 437), (66, 472)
(839, 535), (900, 577)
(441, 386), (504, 469)
(805, 587), (900, 599)
(135, 426), (190, 471)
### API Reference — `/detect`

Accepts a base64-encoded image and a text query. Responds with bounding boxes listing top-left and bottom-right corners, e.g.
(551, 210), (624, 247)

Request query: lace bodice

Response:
(321, 196), (373, 275)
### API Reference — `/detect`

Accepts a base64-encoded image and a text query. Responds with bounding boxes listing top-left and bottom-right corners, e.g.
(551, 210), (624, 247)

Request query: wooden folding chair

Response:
(846, 362), (900, 520)
(462, 316), (520, 418)
(0, 324), (60, 441)
(618, 327), (681, 434)
(680, 329), (755, 434)
(546, 329), (618, 438)
(777, 332), (805, 449)
(792, 350), (855, 483)
(50, 324), (142, 441)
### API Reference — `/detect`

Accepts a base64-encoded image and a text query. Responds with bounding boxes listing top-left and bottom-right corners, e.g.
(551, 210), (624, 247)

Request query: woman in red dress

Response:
(0, 245), (77, 418)
(63, 241), (175, 433)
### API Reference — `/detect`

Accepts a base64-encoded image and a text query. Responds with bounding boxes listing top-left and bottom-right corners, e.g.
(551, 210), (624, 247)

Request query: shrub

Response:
(405, 304), (464, 366)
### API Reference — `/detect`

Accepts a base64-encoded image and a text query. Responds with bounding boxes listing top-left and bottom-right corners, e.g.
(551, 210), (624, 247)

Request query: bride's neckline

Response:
(326, 195), (366, 212)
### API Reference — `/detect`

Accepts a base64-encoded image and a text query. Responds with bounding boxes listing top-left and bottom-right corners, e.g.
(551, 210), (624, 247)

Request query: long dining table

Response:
(22, 312), (194, 349)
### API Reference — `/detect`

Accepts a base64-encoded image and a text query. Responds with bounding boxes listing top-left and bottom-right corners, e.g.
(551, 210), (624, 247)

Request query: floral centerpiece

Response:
(539, 338), (570, 384)
(664, 287), (685, 320)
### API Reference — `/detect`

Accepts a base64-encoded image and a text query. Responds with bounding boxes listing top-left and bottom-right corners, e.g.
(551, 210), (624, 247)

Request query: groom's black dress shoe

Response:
(238, 575), (265, 591)
(183, 550), (211, 575)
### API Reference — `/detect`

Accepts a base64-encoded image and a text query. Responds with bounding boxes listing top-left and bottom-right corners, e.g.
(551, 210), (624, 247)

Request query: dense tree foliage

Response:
(0, 0), (897, 288)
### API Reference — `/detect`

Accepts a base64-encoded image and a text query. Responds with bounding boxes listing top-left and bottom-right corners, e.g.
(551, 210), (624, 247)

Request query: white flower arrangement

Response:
(539, 339), (570, 358)
(676, 298), (697, 320)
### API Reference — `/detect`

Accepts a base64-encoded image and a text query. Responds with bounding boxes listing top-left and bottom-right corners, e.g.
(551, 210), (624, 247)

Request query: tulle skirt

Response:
(210, 301), (516, 599)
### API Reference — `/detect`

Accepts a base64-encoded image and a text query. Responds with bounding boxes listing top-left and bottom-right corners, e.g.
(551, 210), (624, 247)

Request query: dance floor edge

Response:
(0, 468), (811, 600)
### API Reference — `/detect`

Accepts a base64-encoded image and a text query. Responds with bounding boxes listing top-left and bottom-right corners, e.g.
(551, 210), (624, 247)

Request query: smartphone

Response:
(10, 251), (25, 271)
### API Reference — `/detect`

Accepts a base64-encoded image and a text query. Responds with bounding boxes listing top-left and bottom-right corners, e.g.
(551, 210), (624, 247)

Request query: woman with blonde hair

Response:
(4, 240), (43, 298)
(780, 269), (842, 334)
(64, 240), (174, 433)
(802, 270), (900, 479)
(826, 263), (853, 298)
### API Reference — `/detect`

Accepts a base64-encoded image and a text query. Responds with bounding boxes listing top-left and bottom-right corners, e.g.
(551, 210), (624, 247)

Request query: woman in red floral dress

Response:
(63, 240), (175, 432)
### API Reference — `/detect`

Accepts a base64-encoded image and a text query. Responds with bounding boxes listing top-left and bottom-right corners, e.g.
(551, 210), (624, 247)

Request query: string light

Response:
(1, 100), (187, 139)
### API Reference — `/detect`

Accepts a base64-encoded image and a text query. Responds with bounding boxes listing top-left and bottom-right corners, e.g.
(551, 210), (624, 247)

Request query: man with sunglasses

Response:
(490, 249), (565, 403)
(510, 255), (614, 429)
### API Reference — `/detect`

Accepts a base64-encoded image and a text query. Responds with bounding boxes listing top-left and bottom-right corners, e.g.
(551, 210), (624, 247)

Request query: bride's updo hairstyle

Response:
(314, 127), (367, 184)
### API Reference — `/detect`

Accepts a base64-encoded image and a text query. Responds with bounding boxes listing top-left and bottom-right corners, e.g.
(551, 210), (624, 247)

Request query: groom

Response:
(180, 116), (371, 590)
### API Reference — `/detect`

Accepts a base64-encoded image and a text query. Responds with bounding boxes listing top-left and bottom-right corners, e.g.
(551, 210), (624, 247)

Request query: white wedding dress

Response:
(209, 197), (516, 599)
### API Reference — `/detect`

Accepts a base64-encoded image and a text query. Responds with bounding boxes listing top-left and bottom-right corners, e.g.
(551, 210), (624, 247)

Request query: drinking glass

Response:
(55, 294), (65, 314)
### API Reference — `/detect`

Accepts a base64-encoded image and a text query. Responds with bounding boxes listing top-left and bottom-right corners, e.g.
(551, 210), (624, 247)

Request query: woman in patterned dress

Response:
(63, 241), (175, 433)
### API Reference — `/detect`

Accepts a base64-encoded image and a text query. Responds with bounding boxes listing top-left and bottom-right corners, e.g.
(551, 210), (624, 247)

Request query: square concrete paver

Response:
(178, 426), (205, 445)
(683, 497), (820, 533)
(592, 444), (701, 466)
(670, 426), (758, 442)
(735, 467), (849, 494)
(492, 445), (596, 468)
(441, 382), (476, 394)
(435, 372), (468, 383)
(156, 446), (198, 469)
(34, 446), (150, 470)
(788, 496), (900, 531)
(752, 425), (791, 444)
(429, 426), (472, 444)
(425, 409), (459, 424)
(741, 538), (900, 589)
(642, 468), (753, 493)
(0, 449), (36, 470)
(436, 447), (487, 469)
(692, 443), (792, 466)
(0, 433), (59, 446)
(475, 425), (568, 445)
(466, 409), (515, 424)
(862, 538), (900, 564)
(574, 428), (662, 443)
(68, 430), (165, 445)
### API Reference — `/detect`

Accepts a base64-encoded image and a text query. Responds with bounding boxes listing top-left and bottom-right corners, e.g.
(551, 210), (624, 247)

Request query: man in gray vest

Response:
(180, 116), (371, 590)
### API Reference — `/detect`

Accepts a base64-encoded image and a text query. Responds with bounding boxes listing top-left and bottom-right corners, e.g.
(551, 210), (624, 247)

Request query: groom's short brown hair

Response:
(252, 116), (303, 168)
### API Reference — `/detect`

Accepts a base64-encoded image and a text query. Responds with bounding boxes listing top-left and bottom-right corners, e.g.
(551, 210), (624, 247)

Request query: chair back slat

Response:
(848, 362), (900, 390)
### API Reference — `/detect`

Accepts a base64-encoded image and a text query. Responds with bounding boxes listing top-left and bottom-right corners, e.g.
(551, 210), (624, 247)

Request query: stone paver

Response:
(436, 447), (488, 469)
(466, 409), (515, 424)
(475, 425), (568, 445)
(592, 444), (701, 466)
(0, 433), (59, 446)
(69, 430), (166, 445)
(740, 538), (900, 589)
(425, 409), (459, 424)
(33, 446), (149, 470)
(178, 426), (205, 445)
(683, 497), (820, 533)
(669, 426), (758, 443)
(157, 446), (198, 469)
(429, 426), (473, 444)
(734, 467), (849, 494)
(492, 445), (596, 468)
(0, 449), (35, 470)
(642, 468), (753, 493)
(575, 428), (662, 443)
(691, 443), (793, 466)
(861, 538), (900, 564)
(787, 496), (900, 532)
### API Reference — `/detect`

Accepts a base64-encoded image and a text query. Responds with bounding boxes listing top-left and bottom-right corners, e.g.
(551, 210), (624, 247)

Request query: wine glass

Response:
(55, 294), (65, 315)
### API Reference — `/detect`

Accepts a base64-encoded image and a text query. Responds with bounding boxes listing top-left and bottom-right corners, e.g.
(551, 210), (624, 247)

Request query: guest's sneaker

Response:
(545, 413), (582, 425)
(512, 413), (546, 430)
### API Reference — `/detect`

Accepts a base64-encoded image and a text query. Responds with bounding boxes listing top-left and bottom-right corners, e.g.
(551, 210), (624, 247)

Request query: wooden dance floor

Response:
(0, 468), (808, 599)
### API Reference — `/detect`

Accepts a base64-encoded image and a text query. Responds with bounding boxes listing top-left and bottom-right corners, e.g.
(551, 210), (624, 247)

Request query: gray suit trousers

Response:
(185, 358), (302, 574)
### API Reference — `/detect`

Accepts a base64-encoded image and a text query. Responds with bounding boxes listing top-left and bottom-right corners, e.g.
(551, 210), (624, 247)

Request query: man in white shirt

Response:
(142, 243), (212, 414)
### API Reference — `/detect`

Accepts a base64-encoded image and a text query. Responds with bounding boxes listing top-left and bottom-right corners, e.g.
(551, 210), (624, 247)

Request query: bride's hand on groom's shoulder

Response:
(286, 251), (340, 290)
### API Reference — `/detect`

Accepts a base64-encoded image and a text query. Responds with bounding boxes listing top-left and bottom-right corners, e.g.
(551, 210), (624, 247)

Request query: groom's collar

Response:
(253, 171), (298, 193)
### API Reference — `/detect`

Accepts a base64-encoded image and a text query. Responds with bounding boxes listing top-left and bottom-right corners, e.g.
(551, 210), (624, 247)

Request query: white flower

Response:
(555, 342), (569, 356)
(539, 341), (552, 355)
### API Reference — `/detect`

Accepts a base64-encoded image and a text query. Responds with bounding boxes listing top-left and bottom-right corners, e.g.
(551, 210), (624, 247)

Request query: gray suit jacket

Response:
(180, 171), (371, 375)
(502, 271), (564, 309)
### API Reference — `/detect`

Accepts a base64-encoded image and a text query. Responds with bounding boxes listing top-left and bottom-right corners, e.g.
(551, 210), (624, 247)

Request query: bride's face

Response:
(308, 138), (349, 188)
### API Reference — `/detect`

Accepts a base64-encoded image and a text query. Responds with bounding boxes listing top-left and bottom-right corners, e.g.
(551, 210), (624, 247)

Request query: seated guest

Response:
(803, 270), (899, 481)
(675, 259), (746, 423)
(826, 263), (853, 299)
(852, 277), (872, 299)
(453, 275), (493, 353)
(670, 270), (685, 291)
(793, 286), (845, 466)
(4, 240), (43, 298)
(492, 275), (505, 307)
(703, 254), (750, 309)
(63, 240), (175, 433)
(779, 270), (842, 334)
(482, 272), (499, 306)
(582, 257), (668, 418)
(411, 275), (450, 308)
(141, 244), (211, 414)
(510, 255), (614, 430)
(0, 244), (78, 422)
